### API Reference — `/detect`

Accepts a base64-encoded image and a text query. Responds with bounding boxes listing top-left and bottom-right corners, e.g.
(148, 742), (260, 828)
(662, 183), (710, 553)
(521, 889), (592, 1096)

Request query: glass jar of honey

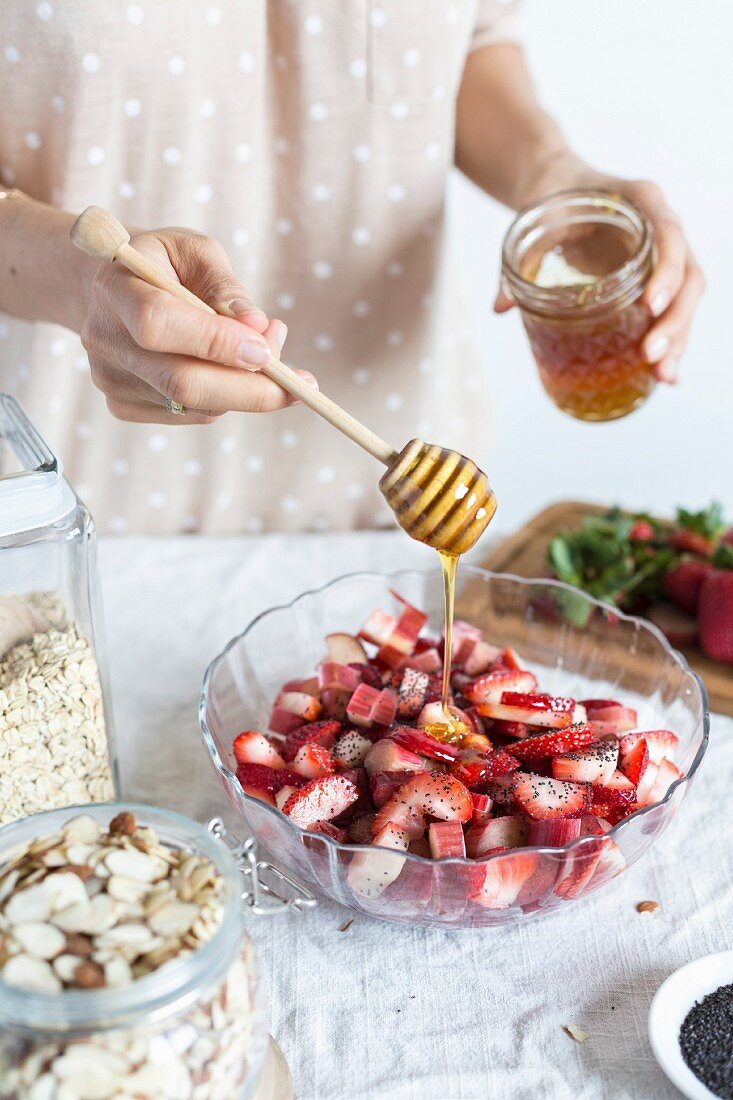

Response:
(502, 190), (656, 421)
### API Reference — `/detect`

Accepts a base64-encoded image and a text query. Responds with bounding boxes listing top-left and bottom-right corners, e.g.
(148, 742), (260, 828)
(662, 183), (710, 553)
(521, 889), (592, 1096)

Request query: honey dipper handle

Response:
(71, 206), (399, 466)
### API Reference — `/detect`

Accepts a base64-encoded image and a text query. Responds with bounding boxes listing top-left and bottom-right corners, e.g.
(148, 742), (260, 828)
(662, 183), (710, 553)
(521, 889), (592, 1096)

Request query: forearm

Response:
(0, 190), (100, 332)
(455, 43), (584, 211)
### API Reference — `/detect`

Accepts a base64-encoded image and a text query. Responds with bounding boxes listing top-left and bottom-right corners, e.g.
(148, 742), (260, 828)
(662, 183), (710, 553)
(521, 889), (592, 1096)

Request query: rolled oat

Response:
(0, 594), (114, 826)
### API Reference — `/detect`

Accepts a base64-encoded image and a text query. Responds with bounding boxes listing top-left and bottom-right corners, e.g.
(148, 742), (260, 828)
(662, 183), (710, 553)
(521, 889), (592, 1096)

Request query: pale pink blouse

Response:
(0, 1), (518, 534)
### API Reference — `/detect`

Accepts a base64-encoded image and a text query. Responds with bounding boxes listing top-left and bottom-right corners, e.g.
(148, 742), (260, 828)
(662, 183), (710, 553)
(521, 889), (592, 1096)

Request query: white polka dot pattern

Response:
(0, 0), (507, 534)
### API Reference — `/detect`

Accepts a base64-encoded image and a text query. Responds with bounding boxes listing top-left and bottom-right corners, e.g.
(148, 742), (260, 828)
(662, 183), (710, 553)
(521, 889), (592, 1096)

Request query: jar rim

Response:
(0, 802), (245, 1033)
(501, 189), (653, 317)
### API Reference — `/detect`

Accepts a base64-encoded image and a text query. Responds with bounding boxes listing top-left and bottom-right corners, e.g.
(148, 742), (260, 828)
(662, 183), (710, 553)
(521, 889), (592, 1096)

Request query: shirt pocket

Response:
(366, 0), (477, 106)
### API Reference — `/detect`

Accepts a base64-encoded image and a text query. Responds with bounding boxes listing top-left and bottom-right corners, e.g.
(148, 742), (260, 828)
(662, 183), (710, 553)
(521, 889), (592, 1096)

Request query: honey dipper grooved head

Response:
(379, 439), (497, 554)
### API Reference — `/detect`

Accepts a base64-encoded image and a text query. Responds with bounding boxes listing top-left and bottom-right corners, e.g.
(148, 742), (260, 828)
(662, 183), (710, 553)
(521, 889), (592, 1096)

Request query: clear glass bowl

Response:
(199, 569), (709, 929)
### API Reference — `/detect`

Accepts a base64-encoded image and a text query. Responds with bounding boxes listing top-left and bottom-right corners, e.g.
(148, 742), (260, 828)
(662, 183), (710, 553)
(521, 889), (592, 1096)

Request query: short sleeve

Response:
(470, 0), (523, 52)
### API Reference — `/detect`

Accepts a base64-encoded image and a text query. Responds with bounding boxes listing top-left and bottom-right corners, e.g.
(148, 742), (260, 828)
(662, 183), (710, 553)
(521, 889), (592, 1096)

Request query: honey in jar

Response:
(502, 191), (656, 421)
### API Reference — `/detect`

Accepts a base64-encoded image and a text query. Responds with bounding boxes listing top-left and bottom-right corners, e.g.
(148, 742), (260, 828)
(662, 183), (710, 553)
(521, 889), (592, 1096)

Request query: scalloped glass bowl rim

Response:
(199, 567), (710, 869)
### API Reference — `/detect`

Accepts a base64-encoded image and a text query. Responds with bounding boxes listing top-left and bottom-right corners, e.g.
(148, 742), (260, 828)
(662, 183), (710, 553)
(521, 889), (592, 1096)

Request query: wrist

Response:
(0, 191), (102, 332)
(510, 147), (596, 211)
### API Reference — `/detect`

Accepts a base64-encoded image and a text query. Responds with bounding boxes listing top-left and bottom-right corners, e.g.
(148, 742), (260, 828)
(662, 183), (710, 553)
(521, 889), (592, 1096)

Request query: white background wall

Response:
(449, 0), (732, 532)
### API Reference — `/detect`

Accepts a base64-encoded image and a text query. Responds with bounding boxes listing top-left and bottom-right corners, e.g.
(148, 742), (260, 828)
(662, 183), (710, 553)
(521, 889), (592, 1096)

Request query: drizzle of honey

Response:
(423, 550), (470, 746)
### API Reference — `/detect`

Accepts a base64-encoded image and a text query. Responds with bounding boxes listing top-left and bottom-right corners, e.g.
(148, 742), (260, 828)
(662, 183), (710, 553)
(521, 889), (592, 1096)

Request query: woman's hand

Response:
(82, 227), (316, 423)
(495, 158), (705, 384)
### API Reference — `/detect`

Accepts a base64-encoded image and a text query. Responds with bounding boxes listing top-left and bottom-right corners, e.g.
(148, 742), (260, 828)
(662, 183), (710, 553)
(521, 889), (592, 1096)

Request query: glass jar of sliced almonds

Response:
(0, 395), (117, 825)
(0, 803), (267, 1100)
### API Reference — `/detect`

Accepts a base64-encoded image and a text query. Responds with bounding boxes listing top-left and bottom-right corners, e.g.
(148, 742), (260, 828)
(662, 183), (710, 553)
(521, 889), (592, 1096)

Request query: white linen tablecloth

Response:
(99, 533), (733, 1100)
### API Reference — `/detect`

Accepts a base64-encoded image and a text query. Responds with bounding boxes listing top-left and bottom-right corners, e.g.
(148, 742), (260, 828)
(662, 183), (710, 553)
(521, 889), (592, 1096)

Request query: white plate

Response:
(649, 950), (733, 1099)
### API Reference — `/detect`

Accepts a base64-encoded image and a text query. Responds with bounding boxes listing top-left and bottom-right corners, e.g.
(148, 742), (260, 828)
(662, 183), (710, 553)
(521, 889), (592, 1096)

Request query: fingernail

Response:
(296, 370), (319, 389)
(230, 298), (268, 324)
(273, 320), (288, 349)
(657, 357), (678, 384)
(650, 288), (670, 317)
(238, 337), (271, 366)
(646, 334), (671, 363)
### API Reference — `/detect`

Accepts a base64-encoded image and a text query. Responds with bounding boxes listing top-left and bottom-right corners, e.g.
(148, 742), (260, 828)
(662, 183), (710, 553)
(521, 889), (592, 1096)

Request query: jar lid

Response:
(0, 802), (247, 1033)
(0, 394), (77, 538)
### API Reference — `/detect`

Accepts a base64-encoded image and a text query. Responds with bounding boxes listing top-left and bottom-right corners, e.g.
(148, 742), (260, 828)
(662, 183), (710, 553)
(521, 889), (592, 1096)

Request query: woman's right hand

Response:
(81, 226), (316, 423)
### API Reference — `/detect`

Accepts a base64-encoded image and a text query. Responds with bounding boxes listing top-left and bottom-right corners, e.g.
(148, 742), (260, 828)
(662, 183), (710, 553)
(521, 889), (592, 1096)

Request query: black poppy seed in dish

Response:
(679, 982), (733, 1099)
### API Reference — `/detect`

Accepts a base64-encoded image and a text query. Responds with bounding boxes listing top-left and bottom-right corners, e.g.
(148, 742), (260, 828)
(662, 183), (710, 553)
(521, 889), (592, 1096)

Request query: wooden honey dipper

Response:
(71, 206), (496, 554)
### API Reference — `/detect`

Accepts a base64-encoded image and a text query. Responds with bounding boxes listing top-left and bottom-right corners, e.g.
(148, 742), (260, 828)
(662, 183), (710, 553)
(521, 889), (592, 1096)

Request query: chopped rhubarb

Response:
(317, 661), (362, 694)
(428, 820), (467, 859)
(346, 682), (381, 727)
(391, 725), (459, 763)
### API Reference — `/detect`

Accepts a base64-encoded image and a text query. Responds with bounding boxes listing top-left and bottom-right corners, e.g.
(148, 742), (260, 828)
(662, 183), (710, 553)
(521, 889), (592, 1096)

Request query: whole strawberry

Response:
(663, 560), (713, 614)
(698, 567), (733, 663)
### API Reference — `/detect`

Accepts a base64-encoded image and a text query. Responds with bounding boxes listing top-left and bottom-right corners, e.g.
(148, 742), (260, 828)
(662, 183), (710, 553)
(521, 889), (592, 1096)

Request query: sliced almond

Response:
(4, 881), (53, 924)
(12, 921), (66, 960)
(147, 900), (199, 939)
(53, 953), (84, 982)
(95, 923), (154, 951)
(636, 899), (660, 914)
(104, 955), (133, 987)
(106, 874), (149, 905)
(62, 815), (100, 846)
(104, 848), (160, 883)
(2, 953), (62, 993)
(563, 1024), (589, 1043)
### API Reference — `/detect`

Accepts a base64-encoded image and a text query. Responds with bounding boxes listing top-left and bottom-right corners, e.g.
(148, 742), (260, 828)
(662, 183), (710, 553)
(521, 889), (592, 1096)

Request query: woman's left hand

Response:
(495, 160), (705, 384)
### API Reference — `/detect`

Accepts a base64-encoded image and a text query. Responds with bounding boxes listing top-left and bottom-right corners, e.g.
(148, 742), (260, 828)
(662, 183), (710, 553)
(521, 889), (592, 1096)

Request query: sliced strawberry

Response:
(317, 661), (362, 694)
(465, 815), (528, 857)
(470, 791), (493, 823)
(274, 785), (299, 811)
(347, 822), (410, 899)
(391, 725), (459, 763)
(468, 668), (538, 707)
(555, 837), (605, 899)
(233, 731), (286, 770)
(510, 724), (595, 762)
(318, 688), (351, 721)
(579, 700), (637, 731)
(450, 751), (520, 788)
(469, 851), (538, 910)
(370, 770), (422, 808)
(484, 718), (529, 739)
(526, 818), (582, 847)
(551, 740), (619, 786)
(282, 775), (360, 829)
(619, 729), (679, 766)
(648, 758), (682, 803)
(274, 690), (322, 722)
(291, 742), (337, 779)
(428, 820), (466, 859)
(589, 780), (636, 809)
(635, 761), (660, 805)
(282, 720), (341, 763)
(477, 695), (572, 730)
(395, 668), (429, 720)
(501, 646), (526, 671)
(363, 738), (426, 776)
(512, 773), (590, 820)
(311, 820), (350, 843)
(325, 632), (368, 665)
(619, 737), (649, 785)
(484, 775), (518, 808)
(332, 730), (373, 769)
(372, 772), (472, 838)
(236, 763), (304, 794)
(502, 692), (576, 714)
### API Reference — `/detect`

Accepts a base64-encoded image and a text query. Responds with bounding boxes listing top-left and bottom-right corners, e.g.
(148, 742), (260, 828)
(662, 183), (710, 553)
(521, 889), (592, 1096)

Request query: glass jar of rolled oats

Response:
(0, 803), (268, 1100)
(0, 394), (117, 824)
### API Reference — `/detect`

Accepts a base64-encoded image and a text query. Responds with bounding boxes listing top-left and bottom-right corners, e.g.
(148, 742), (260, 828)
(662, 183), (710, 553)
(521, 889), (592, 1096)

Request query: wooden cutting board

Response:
(479, 500), (731, 717)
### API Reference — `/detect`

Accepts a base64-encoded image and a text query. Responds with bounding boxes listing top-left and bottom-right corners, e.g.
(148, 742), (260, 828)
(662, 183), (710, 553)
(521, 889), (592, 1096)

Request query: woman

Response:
(0, 2), (703, 535)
